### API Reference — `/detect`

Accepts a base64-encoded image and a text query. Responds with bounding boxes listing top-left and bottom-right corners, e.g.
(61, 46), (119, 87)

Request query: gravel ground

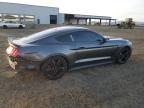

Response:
(0, 25), (144, 108)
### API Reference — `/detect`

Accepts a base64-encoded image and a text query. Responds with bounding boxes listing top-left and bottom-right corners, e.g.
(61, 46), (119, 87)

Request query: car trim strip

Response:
(75, 56), (111, 63)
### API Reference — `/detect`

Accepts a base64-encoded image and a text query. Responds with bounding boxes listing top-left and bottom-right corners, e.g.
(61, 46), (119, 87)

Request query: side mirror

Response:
(96, 39), (105, 44)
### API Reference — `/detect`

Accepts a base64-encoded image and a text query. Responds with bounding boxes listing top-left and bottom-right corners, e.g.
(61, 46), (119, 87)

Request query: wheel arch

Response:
(124, 46), (132, 50)
(39, 53), (70, 70)
(18, 25), (24, 28)
(117, 45), (132, 53)
(3, 25), (8, 28)
(114, 45), (132, 64)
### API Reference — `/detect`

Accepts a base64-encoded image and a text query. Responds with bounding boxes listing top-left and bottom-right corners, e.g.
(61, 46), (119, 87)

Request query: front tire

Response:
(40, 56), (68, 80)
(116, 47), (132, 64)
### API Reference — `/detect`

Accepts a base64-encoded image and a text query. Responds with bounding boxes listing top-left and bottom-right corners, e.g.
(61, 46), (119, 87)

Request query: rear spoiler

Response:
(8, 37), (19, 47)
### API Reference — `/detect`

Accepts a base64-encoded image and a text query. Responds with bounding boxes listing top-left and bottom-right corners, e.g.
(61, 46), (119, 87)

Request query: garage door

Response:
(50, 15), (57, 24)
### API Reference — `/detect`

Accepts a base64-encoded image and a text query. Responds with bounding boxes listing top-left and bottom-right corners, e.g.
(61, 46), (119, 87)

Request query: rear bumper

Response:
(7, 56), (40, 72)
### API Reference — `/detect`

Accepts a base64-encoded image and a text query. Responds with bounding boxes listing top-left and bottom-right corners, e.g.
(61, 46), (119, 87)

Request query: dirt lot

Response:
(0, 25), (144, 108)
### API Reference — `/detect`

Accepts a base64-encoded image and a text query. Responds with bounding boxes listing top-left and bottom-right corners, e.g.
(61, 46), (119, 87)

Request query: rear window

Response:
(14, 27), (63, 43)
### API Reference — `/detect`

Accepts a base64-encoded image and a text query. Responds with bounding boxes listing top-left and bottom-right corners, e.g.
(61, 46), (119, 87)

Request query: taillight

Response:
(6, 46), (20, 57)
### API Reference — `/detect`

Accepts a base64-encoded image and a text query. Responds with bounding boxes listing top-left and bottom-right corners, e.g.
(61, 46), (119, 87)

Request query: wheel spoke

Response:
(56, 59), (61, 65)
(125, 50), (130, 55)
(120, 54), (125, 60)
(41, 56), (67, 79)
(119, 48), (131, 63)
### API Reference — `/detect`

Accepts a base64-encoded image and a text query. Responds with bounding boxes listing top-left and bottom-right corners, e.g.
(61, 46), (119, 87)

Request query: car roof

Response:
(14, 26), (89, 44)
(38, 26), (89, 35)
(49, 26), (88, 32)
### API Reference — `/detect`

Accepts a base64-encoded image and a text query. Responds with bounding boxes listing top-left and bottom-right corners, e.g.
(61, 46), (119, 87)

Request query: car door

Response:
(71, 30), (117, 64)
(54, 33), (77, 65)
(8, 22), (17, 27)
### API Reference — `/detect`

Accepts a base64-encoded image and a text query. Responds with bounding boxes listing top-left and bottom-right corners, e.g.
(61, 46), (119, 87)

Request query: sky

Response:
(0, 0), (144, 22)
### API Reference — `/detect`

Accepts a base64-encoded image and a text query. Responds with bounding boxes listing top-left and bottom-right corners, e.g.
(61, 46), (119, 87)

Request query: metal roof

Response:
(74, 14), (111, 19)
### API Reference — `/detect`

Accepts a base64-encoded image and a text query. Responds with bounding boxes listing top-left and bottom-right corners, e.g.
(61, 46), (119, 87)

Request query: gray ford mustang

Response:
(6, 26), (132, 80)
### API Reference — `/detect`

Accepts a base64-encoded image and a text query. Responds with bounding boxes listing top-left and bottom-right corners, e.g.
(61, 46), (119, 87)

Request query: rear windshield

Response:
(14, 28), (62, 43)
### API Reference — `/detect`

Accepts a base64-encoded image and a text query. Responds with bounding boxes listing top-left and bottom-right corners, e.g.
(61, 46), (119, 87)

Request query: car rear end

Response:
(6, 37), (39, 72)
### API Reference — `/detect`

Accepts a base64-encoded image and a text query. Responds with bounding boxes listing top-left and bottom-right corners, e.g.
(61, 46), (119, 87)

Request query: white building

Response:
(0, 2), (115, 25)
(0, 2), (64, 24)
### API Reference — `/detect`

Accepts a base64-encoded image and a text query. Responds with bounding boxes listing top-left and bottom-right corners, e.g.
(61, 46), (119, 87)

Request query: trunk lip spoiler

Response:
(8, 37), (20, 47)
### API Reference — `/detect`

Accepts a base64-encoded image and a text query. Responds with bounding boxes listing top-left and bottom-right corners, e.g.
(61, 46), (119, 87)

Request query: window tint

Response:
(72, 31), (103, 42)
(32, 37), (54, 44)
(15, 27), (67, 43)
(56, 34), (72, 42)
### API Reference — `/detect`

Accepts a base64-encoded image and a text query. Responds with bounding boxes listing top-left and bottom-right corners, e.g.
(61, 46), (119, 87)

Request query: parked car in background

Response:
(6, 26), (132, 80)
(0, 21), (26, 29)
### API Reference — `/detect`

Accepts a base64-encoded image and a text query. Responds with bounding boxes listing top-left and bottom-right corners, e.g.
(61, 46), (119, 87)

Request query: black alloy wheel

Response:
(116, 47), (131, 64)
(40, 56), (68, 80)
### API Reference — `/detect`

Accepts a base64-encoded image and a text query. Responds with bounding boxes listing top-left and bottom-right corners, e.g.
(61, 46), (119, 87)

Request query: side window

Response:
(56, 34), (72, 42)
(72, 31), (103, 42)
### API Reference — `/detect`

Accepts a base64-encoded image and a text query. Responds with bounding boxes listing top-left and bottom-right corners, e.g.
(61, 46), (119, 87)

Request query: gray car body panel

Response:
(8, 26), (132, 70)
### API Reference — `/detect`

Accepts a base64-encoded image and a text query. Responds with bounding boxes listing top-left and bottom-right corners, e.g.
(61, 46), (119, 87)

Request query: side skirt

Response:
(70, 58), (113, 71)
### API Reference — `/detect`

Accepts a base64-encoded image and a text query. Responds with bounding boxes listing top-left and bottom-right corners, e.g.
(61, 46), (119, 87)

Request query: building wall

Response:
(0, 2), (113, 25)
(58, 13), (64, 24)
(65, 18), (87, 25)
(65, 19), (77, 25)
(0, 2), (61, 24)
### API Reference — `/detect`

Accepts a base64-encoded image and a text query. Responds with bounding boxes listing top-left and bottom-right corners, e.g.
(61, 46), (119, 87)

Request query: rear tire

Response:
(40, 56), (68, 80)
(116, 47), (132, 64)
(3, 25), (8, 29)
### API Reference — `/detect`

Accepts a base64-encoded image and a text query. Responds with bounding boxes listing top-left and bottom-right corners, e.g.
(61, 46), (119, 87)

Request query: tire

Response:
(40, 56), (68, 80)
(116, 47), (132, 64)
(3, 25), (8, 29)
(18, 25), (23, 29)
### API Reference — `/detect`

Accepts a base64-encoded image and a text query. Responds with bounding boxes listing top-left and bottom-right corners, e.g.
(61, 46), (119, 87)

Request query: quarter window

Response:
(56, 34), (72, 42)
